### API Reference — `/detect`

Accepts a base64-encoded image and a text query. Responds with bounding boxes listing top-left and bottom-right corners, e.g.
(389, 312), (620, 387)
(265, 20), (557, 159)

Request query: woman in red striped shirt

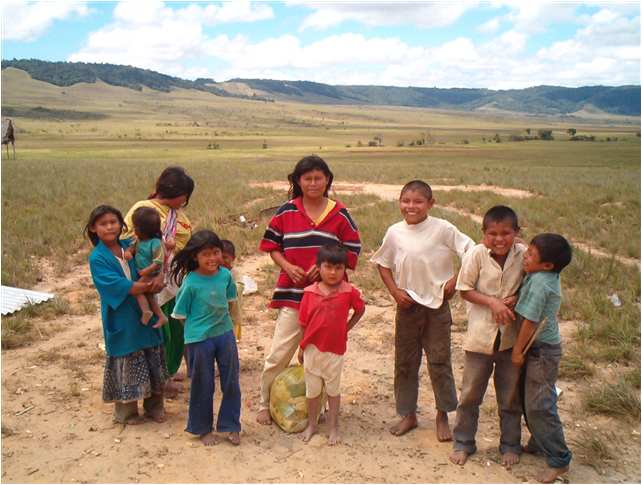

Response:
(256, 155), (361, 426)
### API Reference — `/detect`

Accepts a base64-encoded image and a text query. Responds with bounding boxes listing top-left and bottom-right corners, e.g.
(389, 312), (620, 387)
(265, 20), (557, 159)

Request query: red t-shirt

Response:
(298, 281), (366, 355)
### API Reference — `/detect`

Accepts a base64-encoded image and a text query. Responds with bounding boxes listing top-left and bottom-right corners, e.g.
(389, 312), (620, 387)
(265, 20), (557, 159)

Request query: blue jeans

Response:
(523, 342), (572, 469)
(185, 331), (241, 436)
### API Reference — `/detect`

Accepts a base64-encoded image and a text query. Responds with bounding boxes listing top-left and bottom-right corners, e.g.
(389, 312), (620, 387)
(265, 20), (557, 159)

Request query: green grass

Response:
(583, 376), (641, 419)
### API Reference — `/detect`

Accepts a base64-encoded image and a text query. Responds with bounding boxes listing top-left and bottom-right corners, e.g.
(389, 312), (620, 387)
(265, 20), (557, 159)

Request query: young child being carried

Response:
(512, 233), (573, 484)
(371, 180), (474, 441)
(124, 206), (167, 326)
(221, 239), (243, 342)
(297, 244), (365, 445)
(170, 230), (241, 447)
(449, 205), (526, 469)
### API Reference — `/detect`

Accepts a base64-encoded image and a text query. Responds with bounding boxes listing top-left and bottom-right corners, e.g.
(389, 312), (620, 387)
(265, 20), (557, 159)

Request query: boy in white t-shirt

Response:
(371, 180), (474, 441)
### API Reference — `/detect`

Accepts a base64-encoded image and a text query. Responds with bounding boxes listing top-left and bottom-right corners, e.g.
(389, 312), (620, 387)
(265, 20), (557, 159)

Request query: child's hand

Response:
(297, 348), (304, 365)
(488, 297), (515, 326)
(511, 350), (525, 367)
(285, 262), (306, 285)
(164, 237), (176, 252)
(149, 274), (166, 293)
(130, 280), (153, 295)
(503, 295), (518, 309)
(393, 288), (414, 309)
(123, 248), (134, 261)
(443, 276), (457, 300)
(304, 265), (320, 284)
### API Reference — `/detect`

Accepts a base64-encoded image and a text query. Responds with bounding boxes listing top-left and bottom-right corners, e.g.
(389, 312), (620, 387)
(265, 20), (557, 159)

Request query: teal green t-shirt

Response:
(135, 238), (163, 274)
(515, 271), (562, 345)
(171, 268), (237, 344)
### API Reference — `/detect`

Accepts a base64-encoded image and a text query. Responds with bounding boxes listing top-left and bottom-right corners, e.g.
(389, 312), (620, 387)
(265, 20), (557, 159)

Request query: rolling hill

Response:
(2, 58), (639, 117)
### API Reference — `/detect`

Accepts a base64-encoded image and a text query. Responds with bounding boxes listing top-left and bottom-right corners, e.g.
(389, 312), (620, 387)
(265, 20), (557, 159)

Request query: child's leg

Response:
(147, 293), (167, 326)
(493, 349), (523, 468)
(214, 331), (241, 445)
(113, 401), (145, 425)
(423, 302), (458, 441)
(391, 304), (423, 436)
(258, 307), (302, 425)
(327, 395), (341, 445)
(524, 344), (571, 482)
(135, 293), (153, 324)
(185, 339), (218, 445)
(449, 351), (493, 465)
(302, 346), (324, 442)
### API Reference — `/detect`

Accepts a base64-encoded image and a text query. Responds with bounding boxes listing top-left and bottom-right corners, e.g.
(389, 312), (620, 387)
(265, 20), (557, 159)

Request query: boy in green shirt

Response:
(512, 233), (573, 484)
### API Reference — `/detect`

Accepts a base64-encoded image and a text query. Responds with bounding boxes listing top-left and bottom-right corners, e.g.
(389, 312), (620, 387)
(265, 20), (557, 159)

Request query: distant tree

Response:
(368, 140), (378, 147)
(567, 128), (576, 136)
(493, 133), (501, 143)
(262, 140), (268, 149)
(357, 140), (363, 147)
(525, 128), (531, 135)
(373, 134), (383, 146)
(538, 129), (554, 140)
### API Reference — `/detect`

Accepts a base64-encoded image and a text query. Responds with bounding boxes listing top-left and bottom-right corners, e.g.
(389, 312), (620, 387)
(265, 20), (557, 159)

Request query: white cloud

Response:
(1, 0), (88, 41)
(298, 2), (477, 31)
(478, 17), (501, 34)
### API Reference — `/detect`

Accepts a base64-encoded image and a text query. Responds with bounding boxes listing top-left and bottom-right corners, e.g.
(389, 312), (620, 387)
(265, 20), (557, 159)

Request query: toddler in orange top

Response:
(297, 244), (365, 445)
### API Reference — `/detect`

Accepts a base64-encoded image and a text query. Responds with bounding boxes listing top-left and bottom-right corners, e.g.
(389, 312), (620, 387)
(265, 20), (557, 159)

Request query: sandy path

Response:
(251, 181), (640, 268)
(1, 251), (639, 483)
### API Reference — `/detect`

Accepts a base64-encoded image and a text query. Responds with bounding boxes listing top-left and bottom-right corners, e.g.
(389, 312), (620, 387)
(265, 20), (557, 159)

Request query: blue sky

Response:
(1, 1), (639, 89)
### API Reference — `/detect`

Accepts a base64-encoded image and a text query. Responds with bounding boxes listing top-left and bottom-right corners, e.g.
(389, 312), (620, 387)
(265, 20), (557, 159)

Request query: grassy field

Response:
(1, 67), (640, 418)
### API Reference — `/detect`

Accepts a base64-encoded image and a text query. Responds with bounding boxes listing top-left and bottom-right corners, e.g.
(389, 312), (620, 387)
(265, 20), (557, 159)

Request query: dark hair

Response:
(132, 206), (162, 241)
(221, 239), (236, 257)
(83, 205), (127, 247)
(288, 155), (334, 200)
(482, 205), (520, 232)
(316, 243), (348, 266)
(400, 180), (432, 200)
(150, 166), (195, 206)
(530, 233), (572, 273)
(170, 230), (222, 285)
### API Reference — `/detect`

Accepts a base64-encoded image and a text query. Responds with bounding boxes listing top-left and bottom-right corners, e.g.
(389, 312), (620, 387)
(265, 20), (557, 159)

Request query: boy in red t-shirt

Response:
(297, 244), (366, 445)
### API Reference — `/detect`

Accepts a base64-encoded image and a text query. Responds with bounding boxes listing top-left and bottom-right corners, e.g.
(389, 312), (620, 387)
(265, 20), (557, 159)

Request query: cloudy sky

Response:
(1, 1), (639, 89)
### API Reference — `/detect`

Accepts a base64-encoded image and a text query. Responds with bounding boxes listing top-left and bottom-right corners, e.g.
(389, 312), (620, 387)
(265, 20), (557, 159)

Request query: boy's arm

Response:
(460, 289), (515, 326)
(377, 264), (414, 309)
(511, 318), (538, 367)
(347, 307), (365, 331)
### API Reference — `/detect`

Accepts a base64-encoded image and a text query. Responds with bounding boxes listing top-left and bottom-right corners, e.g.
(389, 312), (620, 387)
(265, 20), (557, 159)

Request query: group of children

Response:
(87, 173), (573, 483)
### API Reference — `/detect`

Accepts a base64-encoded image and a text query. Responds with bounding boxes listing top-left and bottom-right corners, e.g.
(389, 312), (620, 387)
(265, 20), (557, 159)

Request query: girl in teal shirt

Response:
(170, 230), (241, 446)
(85, 205), (169, 425)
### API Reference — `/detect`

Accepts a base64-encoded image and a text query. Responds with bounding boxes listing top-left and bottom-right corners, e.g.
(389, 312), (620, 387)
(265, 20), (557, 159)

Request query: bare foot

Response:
(449, 449), (469, 465)
(436, 410), (452, 442)
(328, 428), (341, 446)
(141, 310), (153, 325)
(301, 424), (317, 443)
(201, 432), (219, 446)
(164, 381), (181, 399)
(152, 315), (168, 328)
(538, 465), (569, 483)
(389, 414), (418, 436)
(144, 409), (166, 423)
(522, 443), (541, 454)
(227, 432), (240, 446)
(502, 451), (520, 470)
(116, 415), (146, 425)
(256, 408), (272, 425)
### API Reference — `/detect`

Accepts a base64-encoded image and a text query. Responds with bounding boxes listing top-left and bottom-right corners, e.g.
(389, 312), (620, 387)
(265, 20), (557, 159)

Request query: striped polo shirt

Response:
(259, 196), (361, 309)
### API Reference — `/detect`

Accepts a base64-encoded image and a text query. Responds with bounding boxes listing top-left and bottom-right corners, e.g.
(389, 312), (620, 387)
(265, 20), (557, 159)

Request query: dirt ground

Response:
(1, 243), (640, 483)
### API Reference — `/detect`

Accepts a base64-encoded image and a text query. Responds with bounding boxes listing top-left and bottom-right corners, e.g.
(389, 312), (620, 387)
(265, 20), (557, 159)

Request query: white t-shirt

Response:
(371, 216), (474, 308)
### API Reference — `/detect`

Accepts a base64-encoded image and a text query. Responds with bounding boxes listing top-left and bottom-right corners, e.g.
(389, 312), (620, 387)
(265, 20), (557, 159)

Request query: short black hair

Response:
(221, 239), (236, 257)
(151, 166), (195, 205)
(400, 180), (432, 200)
(482, 205), (520, 232)
(531, 233), (572, 273)
(132, 206), (162, 240)
(316, 243), (348, 266)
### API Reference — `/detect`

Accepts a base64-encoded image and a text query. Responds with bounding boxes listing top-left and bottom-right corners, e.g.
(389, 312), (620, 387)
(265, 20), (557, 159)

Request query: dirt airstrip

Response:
(1, 182), (640, 483)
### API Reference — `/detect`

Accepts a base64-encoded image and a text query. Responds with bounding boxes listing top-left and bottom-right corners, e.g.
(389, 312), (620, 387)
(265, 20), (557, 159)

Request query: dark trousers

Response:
(524, 343), (572, 469)
(453, 348), (522, 455)
(186, 331), (241, 436)
(394, 301), (458, 415)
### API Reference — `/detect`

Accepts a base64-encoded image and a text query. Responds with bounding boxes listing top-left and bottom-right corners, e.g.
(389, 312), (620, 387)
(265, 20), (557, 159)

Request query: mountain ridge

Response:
(2, 58), (639, 116)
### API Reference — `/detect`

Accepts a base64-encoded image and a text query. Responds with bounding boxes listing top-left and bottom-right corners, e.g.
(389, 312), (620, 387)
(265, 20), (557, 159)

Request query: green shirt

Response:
(515, 271), (562, 345)
(135, 238), (163, 274)
(171, 268), (237, 344)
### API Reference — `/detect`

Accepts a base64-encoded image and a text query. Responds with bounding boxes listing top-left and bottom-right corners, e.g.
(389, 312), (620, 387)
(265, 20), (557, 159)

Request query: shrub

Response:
(538, 129), (554, 140)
